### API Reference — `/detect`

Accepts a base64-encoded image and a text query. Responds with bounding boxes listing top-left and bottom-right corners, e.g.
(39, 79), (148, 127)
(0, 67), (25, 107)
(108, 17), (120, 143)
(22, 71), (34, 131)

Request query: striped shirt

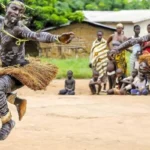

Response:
(0, 20), (58, 66)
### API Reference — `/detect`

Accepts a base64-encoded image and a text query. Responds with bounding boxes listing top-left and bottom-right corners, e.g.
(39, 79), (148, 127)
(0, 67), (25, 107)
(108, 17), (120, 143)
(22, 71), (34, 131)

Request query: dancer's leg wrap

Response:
(0, 76), (16, 140)
(1, 111), (12, 124)
(0, 76), (15, 117)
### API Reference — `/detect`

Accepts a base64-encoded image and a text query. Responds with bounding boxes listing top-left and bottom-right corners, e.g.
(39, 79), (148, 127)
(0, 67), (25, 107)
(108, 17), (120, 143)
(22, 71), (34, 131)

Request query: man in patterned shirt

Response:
(0, 0), (74, 140)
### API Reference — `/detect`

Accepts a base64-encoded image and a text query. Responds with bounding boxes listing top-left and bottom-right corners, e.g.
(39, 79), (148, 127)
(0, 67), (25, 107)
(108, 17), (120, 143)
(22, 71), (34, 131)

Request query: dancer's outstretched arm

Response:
(14, 26), (74, 44)
(117, 34), (150, 52)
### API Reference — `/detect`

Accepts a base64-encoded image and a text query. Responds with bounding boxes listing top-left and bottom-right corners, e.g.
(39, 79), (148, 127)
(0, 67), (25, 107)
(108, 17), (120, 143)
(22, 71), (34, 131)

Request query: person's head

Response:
(132, 69), (138, 78)
(116, 68), (123, 77)
(134, 25), (140, 35)
(116, 23), (124, 34)
(107, 89), (114, 95)
(147, 24), (150, 33)
(93, 71), (99, 81)
(67, 70), (73, 79)
(139, 73), (145, 81)
(5, 0), (25, 24)
(97, 31), (103, 41)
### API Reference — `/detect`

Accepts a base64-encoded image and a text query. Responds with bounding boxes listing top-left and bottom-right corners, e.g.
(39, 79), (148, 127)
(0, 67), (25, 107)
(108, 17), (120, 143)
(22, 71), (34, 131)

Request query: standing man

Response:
(129, 25), (141, 73)
(142, 24), (150, 54)
(0, 0), (74, 140)
(89, 31), (108, 92)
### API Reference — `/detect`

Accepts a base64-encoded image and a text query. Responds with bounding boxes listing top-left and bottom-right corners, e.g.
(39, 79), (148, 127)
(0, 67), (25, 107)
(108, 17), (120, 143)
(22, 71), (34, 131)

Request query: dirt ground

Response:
(1, 79), (150, 150)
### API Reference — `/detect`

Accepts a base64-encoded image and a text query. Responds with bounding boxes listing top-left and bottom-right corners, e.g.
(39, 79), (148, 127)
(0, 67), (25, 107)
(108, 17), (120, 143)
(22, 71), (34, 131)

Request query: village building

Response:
(83, 10), (150, 37)
(40, 20), (115, 58)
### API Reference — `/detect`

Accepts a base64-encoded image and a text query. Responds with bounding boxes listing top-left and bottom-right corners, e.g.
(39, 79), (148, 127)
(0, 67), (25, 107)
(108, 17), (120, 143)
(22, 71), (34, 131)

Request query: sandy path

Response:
(1, 80), (150, 150)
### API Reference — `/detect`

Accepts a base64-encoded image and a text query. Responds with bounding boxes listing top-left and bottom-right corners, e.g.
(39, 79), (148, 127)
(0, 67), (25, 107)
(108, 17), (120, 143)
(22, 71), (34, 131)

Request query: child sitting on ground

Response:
(121, 69), (138, 91)
(107, 68), (125, 95)
(89, 71), (101, 95)
(59, 70), (75, 95)
(130, 73), (148, 95)
(115, 68), (125, 89)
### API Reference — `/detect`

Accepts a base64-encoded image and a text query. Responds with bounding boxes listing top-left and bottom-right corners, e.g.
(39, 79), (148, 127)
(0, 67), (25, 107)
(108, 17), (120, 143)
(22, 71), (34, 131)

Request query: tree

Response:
(0, 0), (150, 30)
(0, 0), (84, 30)
(24, 0), (84, 30)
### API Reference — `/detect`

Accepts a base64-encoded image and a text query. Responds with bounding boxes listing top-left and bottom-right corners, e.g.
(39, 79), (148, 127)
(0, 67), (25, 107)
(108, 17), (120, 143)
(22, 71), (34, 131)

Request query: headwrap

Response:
(1, 0), (33, 10)
(9, 0), (25, 9)
(116, 23), (124, 28)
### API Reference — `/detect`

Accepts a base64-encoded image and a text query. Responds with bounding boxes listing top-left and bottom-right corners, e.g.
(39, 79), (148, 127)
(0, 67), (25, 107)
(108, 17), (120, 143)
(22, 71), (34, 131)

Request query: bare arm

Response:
(72, 80), (75, 91)
(65, 80), (67, 89)
(89, 79), (97, 85)
(15, 26), (74, 43)
(123, 35), (128, 41)
(15, 26), (59, 43)
(117, 34), (150, 52)
(107, 34), (113, 50)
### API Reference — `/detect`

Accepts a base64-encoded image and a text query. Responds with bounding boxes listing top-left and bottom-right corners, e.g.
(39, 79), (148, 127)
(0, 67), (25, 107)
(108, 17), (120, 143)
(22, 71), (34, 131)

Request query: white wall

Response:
(123, 24), (134, 38)
(99, 20), (150, 38)
(99, 22), (134, 38)
(137, 20), (150, 36)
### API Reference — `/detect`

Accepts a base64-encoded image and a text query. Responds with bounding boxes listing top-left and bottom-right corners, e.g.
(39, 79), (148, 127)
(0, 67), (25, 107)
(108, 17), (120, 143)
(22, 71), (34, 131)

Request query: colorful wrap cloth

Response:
(90, 38), (108, 78)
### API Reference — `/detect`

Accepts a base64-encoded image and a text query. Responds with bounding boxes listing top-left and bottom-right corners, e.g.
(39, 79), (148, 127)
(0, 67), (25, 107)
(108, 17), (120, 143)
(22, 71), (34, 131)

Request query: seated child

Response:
(121, 69), (138, 92)
(131, 73), (148, 95)
(59, 70), (75, 95)
(107, 50), (116, 89)
(115, 68), (125, 89)
(107, 68), (125, 95)
(89, 71), (101, 95)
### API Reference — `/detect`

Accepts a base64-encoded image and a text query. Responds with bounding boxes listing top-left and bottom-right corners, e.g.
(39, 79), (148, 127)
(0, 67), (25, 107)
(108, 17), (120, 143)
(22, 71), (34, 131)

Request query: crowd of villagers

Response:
(88, 23), (150, 96)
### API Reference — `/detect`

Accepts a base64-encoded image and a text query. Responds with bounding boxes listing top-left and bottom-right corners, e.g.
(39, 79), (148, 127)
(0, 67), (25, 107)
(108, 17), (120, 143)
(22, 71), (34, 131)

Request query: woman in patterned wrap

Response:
(107, 23), (128, 76)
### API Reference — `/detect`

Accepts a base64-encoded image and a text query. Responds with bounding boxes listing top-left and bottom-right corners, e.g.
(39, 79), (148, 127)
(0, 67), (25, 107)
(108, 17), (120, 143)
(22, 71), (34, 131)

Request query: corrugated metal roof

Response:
(41, 20), (116, 32)
(83, 10), (150, 23)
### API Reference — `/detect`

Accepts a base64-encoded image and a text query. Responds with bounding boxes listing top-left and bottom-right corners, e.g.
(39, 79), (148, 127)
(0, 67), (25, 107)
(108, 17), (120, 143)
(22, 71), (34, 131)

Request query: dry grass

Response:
(0, 61), (58, 91)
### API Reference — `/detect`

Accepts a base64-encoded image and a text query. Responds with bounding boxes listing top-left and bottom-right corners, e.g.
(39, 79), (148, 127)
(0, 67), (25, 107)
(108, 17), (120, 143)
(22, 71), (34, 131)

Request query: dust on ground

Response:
(1, 79), (150, 150)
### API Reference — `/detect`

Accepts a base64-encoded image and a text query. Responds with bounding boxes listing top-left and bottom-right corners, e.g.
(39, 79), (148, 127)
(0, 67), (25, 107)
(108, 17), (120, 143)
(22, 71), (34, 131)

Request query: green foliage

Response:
(40, 57), (92, 79)
(85, 3), (99, 10)
(68, 11), (84, 22)
(0, 0), (150, 30)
